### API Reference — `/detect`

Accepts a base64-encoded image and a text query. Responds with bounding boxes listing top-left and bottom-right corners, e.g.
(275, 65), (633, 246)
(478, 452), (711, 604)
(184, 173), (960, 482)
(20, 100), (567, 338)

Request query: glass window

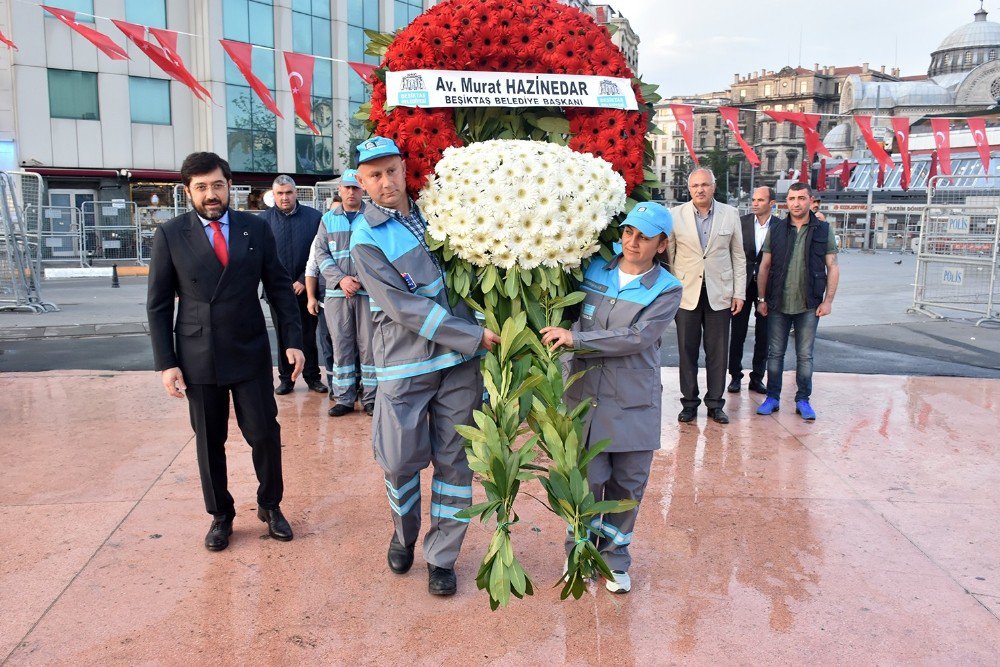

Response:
(43, 0), (94, 21)
(292, 0), (333, 174)
(129, 77), (171, 125)
(48, 69), (99, 120)
(799, 80), (807, 94)
(125, 0), (166, 28)
(990, 49), (997, 61)
(764, 83), (772, 96)
(965, 51), (973, 65)
(395, 0), (423, 30)
(224, 0), (273, 46)
(226, 84), (277, 172)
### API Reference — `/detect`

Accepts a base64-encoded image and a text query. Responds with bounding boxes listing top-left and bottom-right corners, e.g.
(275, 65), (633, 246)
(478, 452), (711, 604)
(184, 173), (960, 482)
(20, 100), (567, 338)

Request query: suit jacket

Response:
(146, 209), (303, 386)
(739, 213), (772, 285)
(668, 201), (747, 311)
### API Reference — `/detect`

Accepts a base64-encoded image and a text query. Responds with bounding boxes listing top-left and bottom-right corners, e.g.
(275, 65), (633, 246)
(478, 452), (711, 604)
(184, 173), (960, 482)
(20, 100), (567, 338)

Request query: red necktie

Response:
(209, 221), (228, 267)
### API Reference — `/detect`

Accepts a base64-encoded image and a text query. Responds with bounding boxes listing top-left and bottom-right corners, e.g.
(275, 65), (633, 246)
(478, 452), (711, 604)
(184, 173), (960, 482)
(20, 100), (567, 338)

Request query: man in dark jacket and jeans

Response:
(756, 182), (840, 421)
(260, 175), (327, 395)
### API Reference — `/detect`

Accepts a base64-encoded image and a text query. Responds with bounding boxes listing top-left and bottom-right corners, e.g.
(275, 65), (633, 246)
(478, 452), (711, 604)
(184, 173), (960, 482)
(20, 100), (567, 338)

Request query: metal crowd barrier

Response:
(0, 171), (58, 312)
(80, 200), (142, 265)
(909, 205), (1000, 325)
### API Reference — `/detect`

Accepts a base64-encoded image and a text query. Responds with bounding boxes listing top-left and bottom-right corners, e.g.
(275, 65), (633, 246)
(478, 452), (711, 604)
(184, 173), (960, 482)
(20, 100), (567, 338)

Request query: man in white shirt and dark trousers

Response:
(728, 186), (774, 394)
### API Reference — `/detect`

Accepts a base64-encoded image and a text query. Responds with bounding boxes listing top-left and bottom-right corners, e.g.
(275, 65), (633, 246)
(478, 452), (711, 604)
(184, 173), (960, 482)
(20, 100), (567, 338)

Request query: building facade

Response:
(0, 0), (432, 205)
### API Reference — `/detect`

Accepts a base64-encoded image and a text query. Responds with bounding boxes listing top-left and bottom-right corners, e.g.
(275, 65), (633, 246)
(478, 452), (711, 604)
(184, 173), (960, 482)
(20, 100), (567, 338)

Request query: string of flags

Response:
(668, 101), (993, 191)
(1, 2), (994, 180)
(0, 3), (378, 136)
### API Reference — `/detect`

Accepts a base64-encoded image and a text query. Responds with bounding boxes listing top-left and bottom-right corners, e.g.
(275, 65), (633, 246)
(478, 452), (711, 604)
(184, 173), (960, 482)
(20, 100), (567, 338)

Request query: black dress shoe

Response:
(388, 533), (415, 574)
(307, 380), (329, 393)
(677, 407), (697, 422)
(364, 403), (375, 416)
(708, 407), (730, 424)
(257, 506), (293, 541)
(328, 404), (354, 417)
(428, 564), (457, 596)
(727, 378), (741, 393)
(749, 379), (767, 394)
(274, 381), (294, 395)
(205, 517), (233, 551)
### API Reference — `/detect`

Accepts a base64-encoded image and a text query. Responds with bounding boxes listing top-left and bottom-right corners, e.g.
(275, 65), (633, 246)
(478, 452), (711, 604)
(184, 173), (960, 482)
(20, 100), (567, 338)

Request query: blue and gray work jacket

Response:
(350, 205), (484, 383)
(314, 203), (368, 300)
(564, 254), (683, 453)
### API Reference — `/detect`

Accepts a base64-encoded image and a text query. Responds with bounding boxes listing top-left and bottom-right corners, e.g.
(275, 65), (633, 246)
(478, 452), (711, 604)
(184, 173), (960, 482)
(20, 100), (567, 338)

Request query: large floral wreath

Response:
(360, 0), (657, 199)
(357, 0), (663, 610)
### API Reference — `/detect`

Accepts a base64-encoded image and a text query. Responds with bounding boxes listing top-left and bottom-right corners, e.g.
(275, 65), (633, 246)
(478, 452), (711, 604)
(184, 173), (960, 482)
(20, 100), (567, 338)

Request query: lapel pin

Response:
(243, 231), (249, 236)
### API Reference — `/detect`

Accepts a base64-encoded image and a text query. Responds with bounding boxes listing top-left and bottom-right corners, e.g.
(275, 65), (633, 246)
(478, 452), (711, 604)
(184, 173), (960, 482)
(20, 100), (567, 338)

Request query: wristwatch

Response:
(756, 297), (765, 303)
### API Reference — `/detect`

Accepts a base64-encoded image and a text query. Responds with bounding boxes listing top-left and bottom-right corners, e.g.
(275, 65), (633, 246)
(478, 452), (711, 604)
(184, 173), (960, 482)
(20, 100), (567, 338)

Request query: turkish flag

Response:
(349, 61), (377, 85)
(891, 117), (911, 192)
(221, 40), (282, 118)
(149, 28), (212, 101)
(929, 151), (939, 181)
(669, 104), (698, 166)
(113, 20), (208, 101)
(877, 164), (885, 188)
(930, 119), (952, 176)
(817, 159), (827, 192)
(799, 159), (809, 183)
(0, 28), (16, 51)
(854, 116), (895, 174)
(718, 107), (760, 168)
(284, 51), (319, 135)
(43, 6), (129, 60)
(967, 118), (991, 174)
(763, 110), (831, 162)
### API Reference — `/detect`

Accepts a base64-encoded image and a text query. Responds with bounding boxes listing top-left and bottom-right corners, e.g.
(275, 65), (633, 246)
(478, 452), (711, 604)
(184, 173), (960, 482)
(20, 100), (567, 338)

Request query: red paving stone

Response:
(1, 369), (998, 664)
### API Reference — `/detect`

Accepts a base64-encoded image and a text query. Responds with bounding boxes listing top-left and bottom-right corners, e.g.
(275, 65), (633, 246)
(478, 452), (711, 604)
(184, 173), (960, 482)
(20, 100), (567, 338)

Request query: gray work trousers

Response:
(324, 294), (376, 407)
(374, 357), (483, 569)
(565, 450), (655, 572)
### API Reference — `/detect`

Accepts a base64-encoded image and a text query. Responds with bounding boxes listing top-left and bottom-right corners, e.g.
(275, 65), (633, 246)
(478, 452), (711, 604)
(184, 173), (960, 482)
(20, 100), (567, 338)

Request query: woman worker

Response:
(541, 202), (682, 594)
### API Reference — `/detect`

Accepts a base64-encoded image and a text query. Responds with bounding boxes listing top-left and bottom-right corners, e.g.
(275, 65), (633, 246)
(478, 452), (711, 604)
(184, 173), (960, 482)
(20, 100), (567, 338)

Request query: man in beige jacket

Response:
(668, 168), (747, 424)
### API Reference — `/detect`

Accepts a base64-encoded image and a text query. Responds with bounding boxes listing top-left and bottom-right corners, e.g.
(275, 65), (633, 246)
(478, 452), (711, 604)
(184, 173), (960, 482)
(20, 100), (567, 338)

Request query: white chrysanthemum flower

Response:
(419, 140), (626, 271)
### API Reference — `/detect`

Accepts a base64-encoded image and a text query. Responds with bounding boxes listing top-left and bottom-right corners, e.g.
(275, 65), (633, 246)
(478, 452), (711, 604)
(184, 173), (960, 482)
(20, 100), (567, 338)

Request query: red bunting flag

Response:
(42, 6), (129, 60)
(763, 110), (831, 162)
(930, 119), (952, 176)
(148, 28), (212, 101)
(348, 61), (377, 85)
(854, 115), (895, 173)
(113, 20), (208, 101)
(967, 118), (991, 174)
(929, 151), (939, 182)
(221, 40), (282, 118)
(890, 117), (911, 191)
(839, 161), (855, 189)
(799, 159), (809, 183)
(284, 51), (319, 135)
(0, 28), (17, 51)
(817, 159), (827, 192)
(718, 107), (760, 168)
(669, 104), (698, 166)
(877, 164), (885, 188)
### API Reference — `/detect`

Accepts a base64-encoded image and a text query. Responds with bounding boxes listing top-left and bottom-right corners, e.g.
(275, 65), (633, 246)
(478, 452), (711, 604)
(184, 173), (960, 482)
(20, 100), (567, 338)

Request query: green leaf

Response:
(550, 291), (586, 310)
(454, 424), (486, 443)
(533, 116), (571, 135)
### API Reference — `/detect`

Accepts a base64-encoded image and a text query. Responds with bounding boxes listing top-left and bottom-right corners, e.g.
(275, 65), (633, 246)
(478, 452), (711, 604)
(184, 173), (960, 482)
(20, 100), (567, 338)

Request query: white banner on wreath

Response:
(386, 69), (638, 110)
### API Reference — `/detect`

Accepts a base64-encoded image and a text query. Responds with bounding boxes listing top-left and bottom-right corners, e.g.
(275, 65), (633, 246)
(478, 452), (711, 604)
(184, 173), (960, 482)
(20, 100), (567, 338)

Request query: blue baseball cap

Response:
(356, 136), (401, 164)
(622, 202), (672, 237)
(340, 169), (360, 187)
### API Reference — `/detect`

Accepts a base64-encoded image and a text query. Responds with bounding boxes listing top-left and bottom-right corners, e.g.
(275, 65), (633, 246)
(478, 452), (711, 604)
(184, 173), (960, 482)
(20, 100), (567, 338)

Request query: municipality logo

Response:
(597, 79), (626, 109)
(398, 73), (429, 106)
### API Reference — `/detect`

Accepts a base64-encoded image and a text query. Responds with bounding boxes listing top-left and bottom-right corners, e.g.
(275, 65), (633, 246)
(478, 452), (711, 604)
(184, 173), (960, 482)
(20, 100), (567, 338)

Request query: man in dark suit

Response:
(147, 152), (305, 552)
(728, 186), (774, 394)
(260, 175), (327, 396)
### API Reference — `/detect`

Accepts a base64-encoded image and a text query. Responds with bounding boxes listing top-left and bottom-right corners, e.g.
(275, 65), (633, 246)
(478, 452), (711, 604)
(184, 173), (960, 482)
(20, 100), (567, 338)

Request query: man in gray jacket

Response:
(350, 136), (500, 596)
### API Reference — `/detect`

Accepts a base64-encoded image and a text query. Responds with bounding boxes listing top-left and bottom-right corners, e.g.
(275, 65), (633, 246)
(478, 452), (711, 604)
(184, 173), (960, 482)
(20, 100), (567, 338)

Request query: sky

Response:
(609, 0), (986, 96)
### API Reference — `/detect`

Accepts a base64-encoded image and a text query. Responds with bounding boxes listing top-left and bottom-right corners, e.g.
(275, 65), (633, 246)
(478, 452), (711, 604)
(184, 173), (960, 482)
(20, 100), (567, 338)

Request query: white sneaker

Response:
(605, 570), (631, 594)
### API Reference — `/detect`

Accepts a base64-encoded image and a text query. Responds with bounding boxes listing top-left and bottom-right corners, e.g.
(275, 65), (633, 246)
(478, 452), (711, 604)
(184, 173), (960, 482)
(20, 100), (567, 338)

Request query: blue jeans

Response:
(765, 309), (819, 401)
